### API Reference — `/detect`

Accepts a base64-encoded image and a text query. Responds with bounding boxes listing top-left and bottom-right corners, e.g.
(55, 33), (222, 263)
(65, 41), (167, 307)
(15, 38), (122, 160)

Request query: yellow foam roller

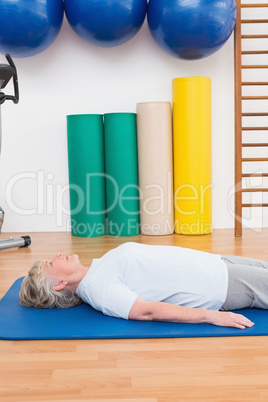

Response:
(172, 77), (212, 235)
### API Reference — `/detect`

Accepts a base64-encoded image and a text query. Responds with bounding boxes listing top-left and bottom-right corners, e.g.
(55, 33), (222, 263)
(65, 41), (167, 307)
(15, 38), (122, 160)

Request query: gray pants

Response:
(220, 255), (268, 311)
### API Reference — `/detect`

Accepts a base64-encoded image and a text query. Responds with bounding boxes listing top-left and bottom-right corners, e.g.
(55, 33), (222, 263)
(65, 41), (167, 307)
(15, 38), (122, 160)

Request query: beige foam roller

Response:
(136, 102), (174, 235)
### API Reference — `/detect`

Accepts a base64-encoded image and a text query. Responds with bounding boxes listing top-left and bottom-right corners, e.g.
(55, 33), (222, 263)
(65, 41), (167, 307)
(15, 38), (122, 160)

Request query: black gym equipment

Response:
(0, 54), (31, 251)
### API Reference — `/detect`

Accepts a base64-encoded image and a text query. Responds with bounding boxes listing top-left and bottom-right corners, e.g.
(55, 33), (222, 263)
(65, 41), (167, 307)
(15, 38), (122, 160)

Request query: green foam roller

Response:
(104, 113), (140, 236)
(67, 114), (106, 237)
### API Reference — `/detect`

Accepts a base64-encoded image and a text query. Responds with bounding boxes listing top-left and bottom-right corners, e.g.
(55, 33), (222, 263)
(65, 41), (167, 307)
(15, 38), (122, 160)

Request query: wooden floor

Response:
(1, 229), (268, 401)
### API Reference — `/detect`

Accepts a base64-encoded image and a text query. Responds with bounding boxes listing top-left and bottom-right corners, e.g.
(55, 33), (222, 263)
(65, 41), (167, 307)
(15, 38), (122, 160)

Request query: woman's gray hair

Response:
(19, 259), (82, 309)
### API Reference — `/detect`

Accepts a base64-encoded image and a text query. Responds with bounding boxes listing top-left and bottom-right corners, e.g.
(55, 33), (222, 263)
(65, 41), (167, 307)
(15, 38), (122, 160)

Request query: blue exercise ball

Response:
(147, 0), (236, 60)
(64, 0), (148, 48)
(0, 0), (64, 58)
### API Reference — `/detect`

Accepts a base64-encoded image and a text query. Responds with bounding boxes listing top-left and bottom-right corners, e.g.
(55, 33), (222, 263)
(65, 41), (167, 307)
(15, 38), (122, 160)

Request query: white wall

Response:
(0, 15), (257, 233)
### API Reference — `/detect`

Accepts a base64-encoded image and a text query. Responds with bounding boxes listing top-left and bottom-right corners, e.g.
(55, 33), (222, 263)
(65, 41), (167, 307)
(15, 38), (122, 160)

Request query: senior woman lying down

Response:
(20, 241), (268, 329)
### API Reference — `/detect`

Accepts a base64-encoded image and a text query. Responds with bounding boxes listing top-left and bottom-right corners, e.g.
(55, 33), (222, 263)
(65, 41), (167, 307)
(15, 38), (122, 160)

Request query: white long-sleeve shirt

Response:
(76, 242), (228, 320)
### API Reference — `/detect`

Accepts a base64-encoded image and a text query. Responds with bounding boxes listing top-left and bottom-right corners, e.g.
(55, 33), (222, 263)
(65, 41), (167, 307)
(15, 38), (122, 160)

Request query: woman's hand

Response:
(209, 311), (254, 329)
(129, 298), (255, 329)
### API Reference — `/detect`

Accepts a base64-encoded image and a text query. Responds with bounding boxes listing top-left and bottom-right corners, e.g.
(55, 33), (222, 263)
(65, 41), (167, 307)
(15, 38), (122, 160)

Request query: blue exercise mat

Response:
(0, 277), (267, 340)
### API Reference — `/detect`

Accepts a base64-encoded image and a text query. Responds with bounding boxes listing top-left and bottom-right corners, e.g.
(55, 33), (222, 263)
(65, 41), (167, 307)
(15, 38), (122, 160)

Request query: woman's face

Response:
(44, 253), (82, 280)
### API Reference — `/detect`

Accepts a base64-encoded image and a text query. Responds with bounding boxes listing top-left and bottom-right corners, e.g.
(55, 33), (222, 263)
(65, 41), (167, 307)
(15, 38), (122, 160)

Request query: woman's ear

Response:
(53, 281), (68, 291)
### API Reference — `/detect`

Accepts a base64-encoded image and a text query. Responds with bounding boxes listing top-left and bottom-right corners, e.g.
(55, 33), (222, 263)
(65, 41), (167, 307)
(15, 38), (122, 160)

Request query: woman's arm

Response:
(129, 297), (254, 329)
